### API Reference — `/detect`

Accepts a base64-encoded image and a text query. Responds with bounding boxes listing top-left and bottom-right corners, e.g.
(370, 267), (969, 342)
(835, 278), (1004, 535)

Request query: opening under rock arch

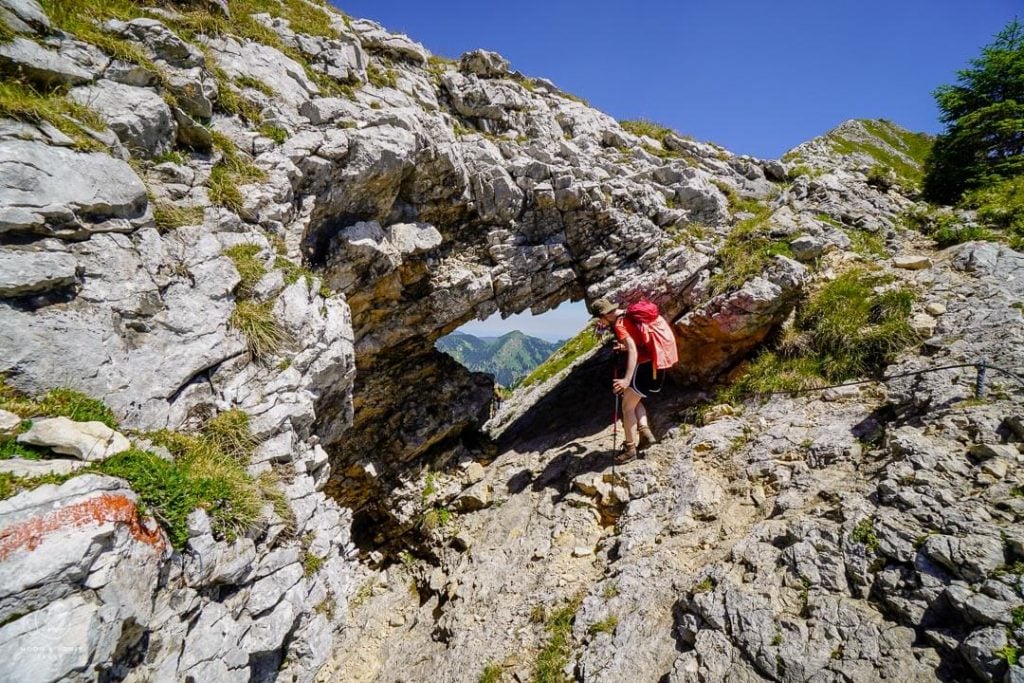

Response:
(435, 300), (590, 388)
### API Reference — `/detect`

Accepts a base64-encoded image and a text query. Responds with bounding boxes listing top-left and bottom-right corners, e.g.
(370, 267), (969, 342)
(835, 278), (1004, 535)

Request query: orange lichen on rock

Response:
(0, 493), (166, 562)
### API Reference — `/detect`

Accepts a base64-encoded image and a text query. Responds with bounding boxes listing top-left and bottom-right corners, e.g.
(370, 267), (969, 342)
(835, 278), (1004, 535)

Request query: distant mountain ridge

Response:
(435, 331), (562, 386)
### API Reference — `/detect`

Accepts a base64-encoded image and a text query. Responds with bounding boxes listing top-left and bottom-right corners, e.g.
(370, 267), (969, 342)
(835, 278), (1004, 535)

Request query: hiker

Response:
(491, 384), (504, 418)
(590, 298), (679, 464)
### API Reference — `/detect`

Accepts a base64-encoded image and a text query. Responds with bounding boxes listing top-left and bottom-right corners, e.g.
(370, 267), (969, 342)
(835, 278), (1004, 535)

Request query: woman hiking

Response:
(590, 297), (678, 464)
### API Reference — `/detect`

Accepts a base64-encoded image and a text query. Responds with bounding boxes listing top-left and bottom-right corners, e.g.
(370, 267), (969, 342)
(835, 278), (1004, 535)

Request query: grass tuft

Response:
(533, 594), (583, 683)
(1, 377), (118, 428)
(479, 663), (503, 683)
(421, 505), (453, 530)
(201, 408), (257, 463)
(258, 124), (288, 144)
(236, 74), (275, 96)
(98, 444), (263, 549)
(302, 549), (324, 576)
(620, 118), (677, 141)
(366, 63), (398, 89)
(35, 387), (118, 427)
(0, 80), (107, 151)
(209, 131), (267, 212)
(154, 203), (204, 232)
(797, 269), (915, 380)
(587, 615), (619, 636)
(230, 300), (285, 359)
(0, 439), (49, 460)
(224, 243), (267, 297)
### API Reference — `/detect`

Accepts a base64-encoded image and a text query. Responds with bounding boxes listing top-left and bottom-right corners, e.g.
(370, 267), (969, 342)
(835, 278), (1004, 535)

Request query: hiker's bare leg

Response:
(635, 401), (648, 429)
(621, 389), (641, 447)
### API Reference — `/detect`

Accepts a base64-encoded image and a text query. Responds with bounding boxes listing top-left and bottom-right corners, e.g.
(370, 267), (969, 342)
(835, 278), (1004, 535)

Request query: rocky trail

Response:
(325, 238), (1024, 682)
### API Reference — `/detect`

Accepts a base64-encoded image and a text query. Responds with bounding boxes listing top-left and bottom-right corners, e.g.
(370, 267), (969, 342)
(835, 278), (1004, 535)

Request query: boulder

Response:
(790, 234), (827, 261)
(205, 35), (318, 108)
(909, 312), (936, 337)
(17, 416), (131, 461)
(0, 37), (94, 86)
(0, 139), (148, 236)
(288, 32), (367, 83)
(454, 481), (492, 512)
(960, 626), (1011, 681)
(0, 409), (20, 433)
(385, 222), (443, 256)
(892, 255), (932, 270)
(165, 68), (215, 119)
(0, 249), (79, 297)
(969, 443), (1018, 462)
(104, 18), (205, 68)
(0, 475), (164, 678)
(459, 49), (510, 78)
(349, 18), (427, 64)
(69, 81), (176, 158)
(442, 71), (532, 120)
(0, 0), (50, 34)
(762, 159), (788, 182)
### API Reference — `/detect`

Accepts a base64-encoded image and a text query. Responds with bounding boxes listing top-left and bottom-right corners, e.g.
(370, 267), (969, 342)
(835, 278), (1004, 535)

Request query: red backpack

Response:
(624, 300), (679, 377)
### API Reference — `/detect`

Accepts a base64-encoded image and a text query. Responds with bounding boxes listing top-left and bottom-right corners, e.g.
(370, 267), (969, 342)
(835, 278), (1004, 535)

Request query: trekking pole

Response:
(612, 392), (619, 478)
(612, 393), (619, 451)
(612, 352), (620, 477)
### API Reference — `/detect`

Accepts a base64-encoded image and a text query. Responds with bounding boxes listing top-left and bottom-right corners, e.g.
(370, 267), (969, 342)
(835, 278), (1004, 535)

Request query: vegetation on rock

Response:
(533, 594), (583, 683)
(518, 326), (601, 389)
(0, 79), (106, 151)
(708, 189), (790, 297)
(721, 269), (917, 401)
(826, 119), (932, 190)
(1, 377), (119, 428)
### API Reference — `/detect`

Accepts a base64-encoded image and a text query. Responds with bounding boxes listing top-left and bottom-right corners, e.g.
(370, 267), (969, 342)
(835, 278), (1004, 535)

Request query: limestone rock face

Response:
(0, 0), (50, 34)
(1, 1), (1010, 682)
(0, 139), (148, 237)
(0, 248), (79, 297)
(69, 80), (177, 157)
(0, 37), (93, 85)
(0, 476), (165, 683)
(673, 256), (808, 381)
(205, 34), (320, 108)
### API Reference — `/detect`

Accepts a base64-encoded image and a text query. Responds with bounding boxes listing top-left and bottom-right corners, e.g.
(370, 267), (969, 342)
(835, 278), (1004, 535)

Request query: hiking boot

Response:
(615, 443), (638, 465)
(639, 426), (658, 449)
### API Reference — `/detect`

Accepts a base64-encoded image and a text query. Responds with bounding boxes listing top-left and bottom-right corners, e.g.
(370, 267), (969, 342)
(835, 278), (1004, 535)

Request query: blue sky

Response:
(458, 300), (589, 342)
(335, 0), (1018, 340)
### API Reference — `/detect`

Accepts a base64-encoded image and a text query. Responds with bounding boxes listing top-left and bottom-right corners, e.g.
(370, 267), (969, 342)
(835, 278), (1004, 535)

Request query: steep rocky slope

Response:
(0, 0), (1022, 682)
